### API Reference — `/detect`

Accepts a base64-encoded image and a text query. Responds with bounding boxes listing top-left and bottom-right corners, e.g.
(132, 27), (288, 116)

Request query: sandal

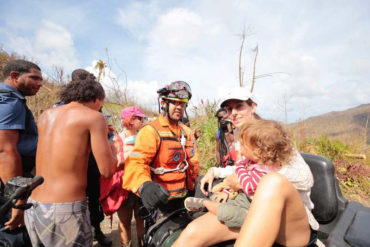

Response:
(184, 197), (207, 212)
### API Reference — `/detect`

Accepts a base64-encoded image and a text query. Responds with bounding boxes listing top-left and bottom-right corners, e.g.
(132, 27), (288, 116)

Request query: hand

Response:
(213, 192), (229, 203)
(140, 181), (169, 211)
(4, 208), (24, 230)
(109, 141), (119, 167)
(200, 168), (215, 196)
(224, 172), (242, 192)
(194, 129), (201, 139)
(211, 181), (230, 193)
(107, 124), (115, 133)
(113, 138), (124, 166)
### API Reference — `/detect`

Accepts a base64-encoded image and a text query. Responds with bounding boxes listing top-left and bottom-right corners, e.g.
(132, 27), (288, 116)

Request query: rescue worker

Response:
(122, 81), (199, 215)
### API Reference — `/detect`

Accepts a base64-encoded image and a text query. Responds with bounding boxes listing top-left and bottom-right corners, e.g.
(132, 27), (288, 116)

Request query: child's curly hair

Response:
(239, 119), (293, 166)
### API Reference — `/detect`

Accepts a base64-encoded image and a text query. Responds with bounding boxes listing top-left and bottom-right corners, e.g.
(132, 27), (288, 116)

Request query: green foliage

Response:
(310, 136), (348, 161)
(295, 135), (369, 204)
(190, 100), (219, 174)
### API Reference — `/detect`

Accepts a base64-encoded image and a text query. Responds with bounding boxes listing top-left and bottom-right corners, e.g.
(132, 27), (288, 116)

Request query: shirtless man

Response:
(24, 78), (117, 247)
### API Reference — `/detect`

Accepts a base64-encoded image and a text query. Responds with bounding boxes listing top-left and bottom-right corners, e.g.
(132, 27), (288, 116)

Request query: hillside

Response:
(290, 104), (370, 146)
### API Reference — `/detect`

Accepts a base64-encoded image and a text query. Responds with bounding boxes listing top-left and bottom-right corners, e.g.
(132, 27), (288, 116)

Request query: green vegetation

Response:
(190, 100), (219, 174)
(299, 136), (349, 161)
(295, 134), (369, 205)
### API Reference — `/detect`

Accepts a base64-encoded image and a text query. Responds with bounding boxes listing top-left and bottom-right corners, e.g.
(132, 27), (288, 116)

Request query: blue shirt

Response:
(0, 83), (38, 156)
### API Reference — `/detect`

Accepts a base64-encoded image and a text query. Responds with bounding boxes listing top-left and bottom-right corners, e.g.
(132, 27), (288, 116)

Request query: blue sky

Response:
(0, 0), (369, 122)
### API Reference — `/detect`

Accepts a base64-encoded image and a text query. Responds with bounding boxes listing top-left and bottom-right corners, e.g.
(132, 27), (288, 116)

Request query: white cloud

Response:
(150, 8), (203, 49)
(2, 20), (79, 72)
(126, 80), (159, 110)
(34, 20), (79, 71)
(144, 7), (240, 106)
(35, 21), (73, 51)
(86, 60), (159, 110)
(116, 2), (159, 39)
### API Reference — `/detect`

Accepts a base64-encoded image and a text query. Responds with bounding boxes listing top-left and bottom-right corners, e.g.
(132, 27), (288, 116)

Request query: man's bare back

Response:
(32, 101), (116, 203)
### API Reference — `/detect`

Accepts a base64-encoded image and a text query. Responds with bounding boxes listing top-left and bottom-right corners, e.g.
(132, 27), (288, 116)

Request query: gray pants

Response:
(24, 197), (92, 247)
(217, 193), (251, 228)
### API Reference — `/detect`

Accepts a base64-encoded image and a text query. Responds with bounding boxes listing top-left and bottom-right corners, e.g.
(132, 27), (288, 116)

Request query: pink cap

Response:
(121, 106), (147, 119)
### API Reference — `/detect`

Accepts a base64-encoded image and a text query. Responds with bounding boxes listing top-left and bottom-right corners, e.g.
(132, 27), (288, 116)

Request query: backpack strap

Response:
(146, 124), (162, 167)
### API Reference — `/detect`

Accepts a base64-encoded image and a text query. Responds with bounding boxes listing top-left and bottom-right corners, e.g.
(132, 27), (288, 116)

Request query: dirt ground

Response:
(93, 213), (140, 247)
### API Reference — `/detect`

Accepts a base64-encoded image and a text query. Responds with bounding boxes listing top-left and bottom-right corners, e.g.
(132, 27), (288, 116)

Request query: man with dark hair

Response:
(64, 68), (112, 246)
(24, 79), (117, 247)
(0, 59), (42, 246)
(215, 108), (235, 167)
(71, 69), (96, 81)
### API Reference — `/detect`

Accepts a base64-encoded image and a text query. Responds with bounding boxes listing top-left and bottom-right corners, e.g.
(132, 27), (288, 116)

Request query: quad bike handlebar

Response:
(0, 176), (44, 216)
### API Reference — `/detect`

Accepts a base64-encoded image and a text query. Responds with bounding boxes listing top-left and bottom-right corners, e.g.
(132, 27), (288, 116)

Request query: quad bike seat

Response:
(301, 153), (370, 247)
(300, 153), (348, 239)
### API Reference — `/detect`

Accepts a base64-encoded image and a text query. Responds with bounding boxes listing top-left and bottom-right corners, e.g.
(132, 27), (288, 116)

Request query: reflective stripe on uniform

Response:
(129, 152), (143, 157)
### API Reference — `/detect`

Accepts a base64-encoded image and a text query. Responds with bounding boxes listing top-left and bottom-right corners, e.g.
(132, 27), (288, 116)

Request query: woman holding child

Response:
(173, 87), (319, 247)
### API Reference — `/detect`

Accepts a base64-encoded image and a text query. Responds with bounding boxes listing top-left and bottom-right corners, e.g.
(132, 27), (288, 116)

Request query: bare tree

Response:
(49, 66), (67, 85)
(238, 31), (245, 87)
(250, 45), (258, 93)
(278, 93), (292, 123)
(237, 27), (285, 94)
(102, 48), (131, 105)
(237, 28), (259, 92)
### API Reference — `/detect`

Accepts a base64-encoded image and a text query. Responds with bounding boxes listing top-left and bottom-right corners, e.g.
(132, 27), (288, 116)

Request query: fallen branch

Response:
(344, 154), (366, 160)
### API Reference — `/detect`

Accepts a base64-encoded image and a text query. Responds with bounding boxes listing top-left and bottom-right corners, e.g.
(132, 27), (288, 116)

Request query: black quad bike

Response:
(0, 176), (44, 246)
(141, 153), (370, 247)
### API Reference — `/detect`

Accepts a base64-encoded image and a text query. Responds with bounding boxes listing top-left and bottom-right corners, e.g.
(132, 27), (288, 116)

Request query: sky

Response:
(0, 0), (369, 122)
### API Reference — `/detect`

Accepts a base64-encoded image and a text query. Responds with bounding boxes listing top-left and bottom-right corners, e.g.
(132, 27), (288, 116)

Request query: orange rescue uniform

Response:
(122, 115), (199, 199)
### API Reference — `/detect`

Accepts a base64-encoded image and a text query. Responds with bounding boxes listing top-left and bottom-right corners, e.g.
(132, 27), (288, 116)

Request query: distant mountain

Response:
(290, 104), (370, 145)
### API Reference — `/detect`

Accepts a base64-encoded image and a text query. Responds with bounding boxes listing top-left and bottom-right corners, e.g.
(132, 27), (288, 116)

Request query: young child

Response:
(185, 119), (294, 228)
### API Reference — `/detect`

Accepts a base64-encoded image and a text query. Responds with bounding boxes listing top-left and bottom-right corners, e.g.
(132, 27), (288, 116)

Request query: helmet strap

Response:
(184, 108), (189, 120)
(160, 99), (169, 117)
(157, 97), (161, 114)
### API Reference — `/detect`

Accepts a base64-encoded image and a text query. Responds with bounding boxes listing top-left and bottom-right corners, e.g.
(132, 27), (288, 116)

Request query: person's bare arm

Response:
(90, 114), (117, 178)
(0, 130), (22, 183)
(0, 129), (26, 230)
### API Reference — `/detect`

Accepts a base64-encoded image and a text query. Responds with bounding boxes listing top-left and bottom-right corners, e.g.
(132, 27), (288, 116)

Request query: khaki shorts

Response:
(216, 193), (251, 228)
(24, 197), (92, 247)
